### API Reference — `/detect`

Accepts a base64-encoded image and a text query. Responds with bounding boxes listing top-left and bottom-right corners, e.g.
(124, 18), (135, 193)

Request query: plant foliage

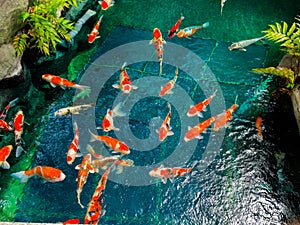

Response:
(13, 0), (77, 56)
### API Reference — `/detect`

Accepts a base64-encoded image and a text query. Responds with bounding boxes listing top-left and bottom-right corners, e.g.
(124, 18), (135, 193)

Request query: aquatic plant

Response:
(13, 0), (77, 56)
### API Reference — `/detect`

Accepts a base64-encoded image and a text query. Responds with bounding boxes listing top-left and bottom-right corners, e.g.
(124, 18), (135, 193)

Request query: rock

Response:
(291, 87), (300, 133)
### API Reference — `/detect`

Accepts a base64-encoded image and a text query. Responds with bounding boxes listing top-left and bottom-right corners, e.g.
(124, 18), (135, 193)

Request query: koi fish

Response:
(213, 101), (238, 131)
(89, 130), (130, 155)
(75, 153), (95, 208)
(177, 22), (209, 38)
(168, 15), (184, 39)
(88, 15), (103, 44)
(42, 74), (90, 91)
(112, 62), (138, 94)
(0, 98), (19, 120)
(220, 0), (227, 16)
(54, 104), (93, 116)
(114, 159), (134, 174)
(14, 110), (24, 157)
(228, 37), (264, 51)
(149, 165), (192, 184)
(0, 145), (13, 169)
(11, 166), (66, 183)
(184, 116), (216, 142)
(159, 67), (178, 97)
(84, 166), (112, 224)
(256, 116), (263, 140)
(157, 102), (174, 142)
(61, 218), (80, 225)
(99, 102), (126, 132)
(149, 28), (166, 75)
(187, 90), (217, 117)
(0, 119), (13, 131)
(98, 0), (115, 10)
(67, 122), (81, 165)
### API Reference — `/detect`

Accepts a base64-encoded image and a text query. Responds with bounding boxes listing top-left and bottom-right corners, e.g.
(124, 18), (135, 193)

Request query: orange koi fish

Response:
(67, 122), (81, 165)
(213, 101), (238, 131)
(149, 28), (166, 75)
(112, 62), (138, 94)
(14, 110), (24, 157)
(0, 119), (13, 131)
(177, 22), (209, 38)
(220, 0), (227, 16)
(168, 15), (184, 39)
(256, 116), (263, 140)
(100, 102), (126, 132)
(42, 74), (89, 91)
(89, 130), (130, 155)
(187, 90), (217, 117)
(84, 166), (112, 225)
(0, 98), (19, 120)
(114, 159), (134, 174)
(98, 0), (115, 10)
(184, 116), (216, 142)
(157, 102), (174, 142)
(88, 15), (103, 44)
(149, 165), (192, 184)
(11, 166), (66, 183)
(0, 145), (13, 169)
(75, 153), (95, 208)
(61, 218), (80, 225)
(159, 67), (178, 97)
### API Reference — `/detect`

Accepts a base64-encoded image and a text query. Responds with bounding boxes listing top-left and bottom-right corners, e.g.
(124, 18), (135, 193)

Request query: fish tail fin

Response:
(73, 121), (79, 135)
(16, 145), (24, 158)
(99, 14), (104, 22)
(11, 171), (29, 183)
(202, 22), (210, 29)
(112, 102), (126, 117)
(180, 13), (184, 20)
(234, 95), (239, 104)
(121, 62), (127, 70)
(89, 129), (99, 142)
(159, 60), (163, 75)
(76, 85), (91, 91)
(212, 89), (218, 97)
(9, 98), (19, 107)
(77, 191), (84, 208)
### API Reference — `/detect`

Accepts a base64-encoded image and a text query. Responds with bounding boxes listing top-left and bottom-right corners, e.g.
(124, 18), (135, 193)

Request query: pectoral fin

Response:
(161, 177), (167, 184)
(196, 135), (203, 140)
(112, 84), (120, 89)
(50, 83), (57, 88)
(167, 131), (174, 136)
(2, 161), (10, 169)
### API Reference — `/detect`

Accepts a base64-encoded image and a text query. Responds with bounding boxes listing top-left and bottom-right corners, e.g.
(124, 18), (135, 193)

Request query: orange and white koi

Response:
(88, 15), (103, 44)
(220, 0), (227, 16)
(187, 90), (217, 117)
(0, 145), (13, 169)
(112, 62), (138, 94)
(149, 165), (192, 184)
(14, 110), (24, 157)
(100, 102), (126, 132)
(184, 116), (216, 142)
(42, 74), (89, 91)
(75, 153), (95, 208)
(177, 22), (209, 38)
(256, 116), (263, 140)
(114, 159), (134, 174)
(159, 67), (178, 97)
(213, 101), (238, 131)
(149, 28), (166, 75)
(84, 166), (112, 225)
(98, 0), (115, 10)
(61, 218), (80, 225)
(67, 122), (81, 165)
(11, 166), (66, 183)
(168, 15), (184, 39)
(54, 104), (93, 116)
(0, 98), (19, 120)
(0, 119), (13, 131)
(157, 102), (174, 142)
(89, 130), (130, 155)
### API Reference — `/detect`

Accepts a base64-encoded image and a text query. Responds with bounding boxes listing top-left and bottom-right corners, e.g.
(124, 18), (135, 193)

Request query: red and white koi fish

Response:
(114, 159), (134, 174)
(100, 102), (126, 132)
(184, 116), (216, 142)
(88, 15), (103, 44)
(187, 90), (217, 117)
(0, 98), (19, 120)
(67, 122), (81, 165)
(98, 0), (115, 10)
(54, 104), (93, 116)
(61, 218), (80, 225)
(75, 153), (95, 208)
(149, 28), (166, 75)
(256, 116), (263, 140)
(84, 166), (112, 225)
(89, 130), (130, 155)
(159, 67), (178, 97)
(168, 15), (184, 39)
(149, 165), (192, 184)
(220, 0), (227, 16)
(112, 62), (138, 94)
(0, 145), (13, 169)
(14, 110), (24, 158)
(213, 101), (238, 131)
(157, 102), (174, 142)
(0, 119), (13, 131)
(42, 74), (90, 91)
(11, 166), (66, 183)
(177, 22), (209, 38)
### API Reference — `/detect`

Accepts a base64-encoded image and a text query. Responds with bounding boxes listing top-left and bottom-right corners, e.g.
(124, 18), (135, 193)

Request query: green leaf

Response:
(283, 21), (288, 34)
(287, 22), (296, 36)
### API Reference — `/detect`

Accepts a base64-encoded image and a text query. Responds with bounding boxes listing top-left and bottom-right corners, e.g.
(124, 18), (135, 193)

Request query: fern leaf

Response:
(283, 21), (288, 34)
(276, 22), (282, 32)
(287, 22), (296, 36)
